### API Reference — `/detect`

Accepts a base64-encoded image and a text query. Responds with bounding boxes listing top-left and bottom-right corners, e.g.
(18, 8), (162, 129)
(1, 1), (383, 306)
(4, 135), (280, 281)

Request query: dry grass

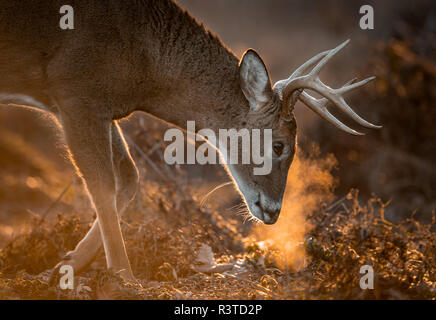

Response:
(0, 171), (434, 299)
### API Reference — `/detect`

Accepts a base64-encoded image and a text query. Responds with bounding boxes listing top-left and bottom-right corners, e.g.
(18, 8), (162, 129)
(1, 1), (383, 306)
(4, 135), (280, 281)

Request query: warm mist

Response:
(254, 146), (337, 271)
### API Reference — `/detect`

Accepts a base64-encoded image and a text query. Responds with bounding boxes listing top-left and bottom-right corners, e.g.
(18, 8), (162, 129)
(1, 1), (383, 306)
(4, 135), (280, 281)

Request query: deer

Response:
(0, 0), (380, 281)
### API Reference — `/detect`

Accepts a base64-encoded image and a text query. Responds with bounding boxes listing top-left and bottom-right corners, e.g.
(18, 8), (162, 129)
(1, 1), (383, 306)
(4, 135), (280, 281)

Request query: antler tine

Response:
(304, 78), (363, 135)
(300, 76), (380, 134)
(324, 77), (381, 129)
(316, 75), (380, 129)
(318, 77), (357, 108)
(299, 91), (364, 136)
(335, 76), (376, 95)
(280, 39), (350, 99)
(290, 50), (330, 79)
(273, 50), (329, 98)
(276, 40), (382, 132)
(310, 39), (350, 76)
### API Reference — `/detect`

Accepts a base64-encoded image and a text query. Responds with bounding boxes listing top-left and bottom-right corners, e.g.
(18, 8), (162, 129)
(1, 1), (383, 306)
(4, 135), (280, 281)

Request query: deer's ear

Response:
(239, 49), (273, 112)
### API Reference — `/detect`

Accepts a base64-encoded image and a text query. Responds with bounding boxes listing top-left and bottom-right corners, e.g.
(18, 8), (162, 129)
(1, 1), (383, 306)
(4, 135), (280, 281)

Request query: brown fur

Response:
(0, 0), (296, 279)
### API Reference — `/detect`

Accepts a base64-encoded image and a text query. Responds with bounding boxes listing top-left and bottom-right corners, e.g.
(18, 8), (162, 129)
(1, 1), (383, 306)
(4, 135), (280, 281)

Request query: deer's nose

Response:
(263, 209), (280, 224)
(254, 199), (280, 224)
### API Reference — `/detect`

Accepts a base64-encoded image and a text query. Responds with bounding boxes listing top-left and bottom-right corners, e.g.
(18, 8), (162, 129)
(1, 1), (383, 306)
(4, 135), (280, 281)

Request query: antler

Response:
(273, 40), (381, 135)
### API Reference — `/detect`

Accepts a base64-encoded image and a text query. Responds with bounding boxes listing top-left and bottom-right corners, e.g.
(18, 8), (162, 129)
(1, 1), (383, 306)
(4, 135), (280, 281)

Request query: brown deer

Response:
(0, 0), (380, 281)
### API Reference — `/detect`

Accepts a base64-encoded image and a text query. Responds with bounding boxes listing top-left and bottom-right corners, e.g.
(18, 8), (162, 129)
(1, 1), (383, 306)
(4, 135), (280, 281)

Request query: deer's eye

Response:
(273, 142), (284, 157)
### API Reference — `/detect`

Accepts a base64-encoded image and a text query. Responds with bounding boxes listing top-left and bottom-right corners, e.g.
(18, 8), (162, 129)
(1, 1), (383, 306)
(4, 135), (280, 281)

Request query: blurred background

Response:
(0, 0), (435, 245)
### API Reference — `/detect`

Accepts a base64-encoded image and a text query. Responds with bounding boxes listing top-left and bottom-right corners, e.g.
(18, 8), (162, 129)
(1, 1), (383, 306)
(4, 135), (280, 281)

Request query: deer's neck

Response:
(141, 0), (249, 133)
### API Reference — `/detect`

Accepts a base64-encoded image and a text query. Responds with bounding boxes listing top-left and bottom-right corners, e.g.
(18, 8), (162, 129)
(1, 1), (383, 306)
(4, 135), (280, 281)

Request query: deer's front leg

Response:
(58, 110), (134, 281)
(53, 121), (139, 274)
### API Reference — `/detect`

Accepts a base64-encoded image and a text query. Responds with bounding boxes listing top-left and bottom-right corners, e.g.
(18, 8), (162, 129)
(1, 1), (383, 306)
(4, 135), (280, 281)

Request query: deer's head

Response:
(226, 40), (380, 224)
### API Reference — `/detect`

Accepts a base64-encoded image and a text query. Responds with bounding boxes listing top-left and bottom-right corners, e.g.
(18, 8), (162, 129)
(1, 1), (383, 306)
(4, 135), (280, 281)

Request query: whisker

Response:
(200, 181), (234, 208)
(226, 200), (261, 225)
(227, 202), (246, 211)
